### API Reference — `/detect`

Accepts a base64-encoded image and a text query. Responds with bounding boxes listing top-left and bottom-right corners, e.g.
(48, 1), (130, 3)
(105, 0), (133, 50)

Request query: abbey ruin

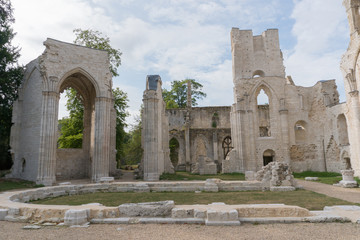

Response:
(7, 0), (360, 185)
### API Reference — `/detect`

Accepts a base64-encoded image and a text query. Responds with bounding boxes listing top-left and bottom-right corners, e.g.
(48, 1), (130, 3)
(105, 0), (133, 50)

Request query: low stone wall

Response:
(0, 180), (316, 226)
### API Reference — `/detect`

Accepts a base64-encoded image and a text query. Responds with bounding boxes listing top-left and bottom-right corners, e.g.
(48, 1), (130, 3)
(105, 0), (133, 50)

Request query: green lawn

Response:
(32, 190), (357, 210)
(160, 172), (245, 181)
(293, 171), (360, 185)
(0, 179), (44, 192)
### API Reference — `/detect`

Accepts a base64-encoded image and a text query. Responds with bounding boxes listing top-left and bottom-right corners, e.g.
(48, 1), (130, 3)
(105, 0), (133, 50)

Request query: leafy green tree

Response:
(0, 0), (24, 169)
(113, 88), (129, 164)
(57, 88), (84, 148)
(162, 79), (206, 108)
(123, 114), (143, 166)
(73, 28), (122, 77)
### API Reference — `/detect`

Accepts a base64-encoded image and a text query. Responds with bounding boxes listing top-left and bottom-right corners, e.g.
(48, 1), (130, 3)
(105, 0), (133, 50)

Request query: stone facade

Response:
(8, 0), (360, 183)
(8, 39), (116, 185)
(143, 1), (360, 177)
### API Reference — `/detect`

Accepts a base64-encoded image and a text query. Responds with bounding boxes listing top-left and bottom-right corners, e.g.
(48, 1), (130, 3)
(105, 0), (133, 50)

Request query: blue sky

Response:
(11, 0), (349, 127)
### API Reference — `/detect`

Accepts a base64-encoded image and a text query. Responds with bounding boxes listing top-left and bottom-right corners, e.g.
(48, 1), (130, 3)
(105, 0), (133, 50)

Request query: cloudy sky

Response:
(11, 0), (349, 127)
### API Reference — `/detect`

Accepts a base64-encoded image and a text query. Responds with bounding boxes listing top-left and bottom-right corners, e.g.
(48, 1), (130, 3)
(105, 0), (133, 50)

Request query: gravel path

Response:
(297, 179), (360, 203)
(1, 222), (360, 240)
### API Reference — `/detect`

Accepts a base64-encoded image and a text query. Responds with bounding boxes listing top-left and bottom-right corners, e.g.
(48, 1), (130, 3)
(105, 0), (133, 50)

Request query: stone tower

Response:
(224, 29), (290, 173)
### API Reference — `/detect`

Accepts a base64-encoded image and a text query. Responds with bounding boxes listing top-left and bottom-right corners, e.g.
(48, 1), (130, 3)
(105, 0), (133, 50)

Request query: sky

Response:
(11, 0), (350, 128)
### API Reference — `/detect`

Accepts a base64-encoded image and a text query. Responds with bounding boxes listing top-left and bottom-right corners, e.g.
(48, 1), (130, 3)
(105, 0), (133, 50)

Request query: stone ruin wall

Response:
(167, 106), (231, 172)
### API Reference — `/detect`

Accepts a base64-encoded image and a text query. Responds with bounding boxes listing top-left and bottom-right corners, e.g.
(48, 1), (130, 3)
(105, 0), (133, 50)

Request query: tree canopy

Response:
(73, 28), (122, 77)
(162, 79), (206, 109)
(0, 0), (23, 169)
(57, 88), (84, 149)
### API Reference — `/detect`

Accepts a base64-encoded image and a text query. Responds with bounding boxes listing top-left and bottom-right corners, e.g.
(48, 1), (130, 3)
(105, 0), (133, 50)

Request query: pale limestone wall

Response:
(340, 0), (360, 176)
(9, 39), (115, 185)
(167, 107), (231, 172)
(226, 27), (349, 174)
(9, 60), (42, 181)
(56, 149), (86, 180)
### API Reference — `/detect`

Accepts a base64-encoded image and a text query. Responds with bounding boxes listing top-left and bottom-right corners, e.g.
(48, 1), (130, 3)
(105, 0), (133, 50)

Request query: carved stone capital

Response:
(349, 90), (359, 97)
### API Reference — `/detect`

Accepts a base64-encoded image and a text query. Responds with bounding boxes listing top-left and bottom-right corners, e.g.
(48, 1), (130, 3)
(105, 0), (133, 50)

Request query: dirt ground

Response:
(1, 222), (360, 240)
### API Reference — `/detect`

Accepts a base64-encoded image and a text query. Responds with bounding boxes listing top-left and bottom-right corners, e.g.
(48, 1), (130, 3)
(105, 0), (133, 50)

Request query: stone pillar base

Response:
(144, 173), (160, 181)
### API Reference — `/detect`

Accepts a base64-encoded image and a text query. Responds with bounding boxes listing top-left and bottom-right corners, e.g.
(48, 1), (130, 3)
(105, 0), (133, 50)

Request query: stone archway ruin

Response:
(8, 39), (116, 185)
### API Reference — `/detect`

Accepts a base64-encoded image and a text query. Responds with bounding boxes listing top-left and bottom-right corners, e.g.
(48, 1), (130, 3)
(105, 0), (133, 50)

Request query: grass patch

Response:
(0, 178), (44, 192)
(294, 171), (347, 185)
(160, 172), (245, 181)
(293, 171), (341, 178)
(32, 190), (356, 210)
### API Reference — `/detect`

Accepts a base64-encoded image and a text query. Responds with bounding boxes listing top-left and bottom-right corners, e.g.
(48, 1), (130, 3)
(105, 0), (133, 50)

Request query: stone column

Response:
(213, 131), (218, 162)
(247, 110), (257, 171)
(92, 97), (112, 182)
(143, 75), (161, 181)
(36, 91), (59, 186)
(349, 90), (360, 176)
(279, 109), (290, 164)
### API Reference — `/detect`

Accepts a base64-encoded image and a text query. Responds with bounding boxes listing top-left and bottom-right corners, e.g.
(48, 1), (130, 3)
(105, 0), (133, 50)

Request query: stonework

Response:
(141, 75), (174, 180)
(8, 0), (360, 183)
(143, 1), (360, 178)
(8, 39), (116, 185)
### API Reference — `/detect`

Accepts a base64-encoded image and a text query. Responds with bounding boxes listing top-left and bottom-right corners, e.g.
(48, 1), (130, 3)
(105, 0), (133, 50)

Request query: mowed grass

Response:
(0, 179), (44, 192)
(160, 172), (245, 181)
(293, 171), (360, 185)
(32, 190), (357, 210)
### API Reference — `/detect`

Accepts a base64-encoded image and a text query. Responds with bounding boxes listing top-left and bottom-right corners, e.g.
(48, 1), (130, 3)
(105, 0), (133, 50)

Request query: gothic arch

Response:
(57, 67), (101, 97)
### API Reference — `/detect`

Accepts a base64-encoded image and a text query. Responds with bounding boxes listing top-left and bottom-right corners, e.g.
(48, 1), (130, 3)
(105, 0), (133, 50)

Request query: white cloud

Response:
(284, 0), (349, 102)
(11, 0), (351, 125)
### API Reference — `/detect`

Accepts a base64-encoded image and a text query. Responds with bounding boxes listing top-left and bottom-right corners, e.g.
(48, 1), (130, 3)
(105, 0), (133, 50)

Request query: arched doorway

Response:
(56, 72), (97, 180)
(169, 137), (180, 168)
(263, 149), (275, 166)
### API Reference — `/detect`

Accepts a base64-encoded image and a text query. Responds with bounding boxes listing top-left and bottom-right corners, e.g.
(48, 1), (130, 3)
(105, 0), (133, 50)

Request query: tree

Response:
(58, 88), (129, 157)
(122, 114), (143, 166)
(73, 28), (122, 77)
(0, 0), (23, 169)
(112, 88), (129, 163)
(57, 88), (84, 148)
(162, 79), (206, 108)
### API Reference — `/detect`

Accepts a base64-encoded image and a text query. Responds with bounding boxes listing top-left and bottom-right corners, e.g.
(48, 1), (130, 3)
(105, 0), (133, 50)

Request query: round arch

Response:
(263, 149), (275, 166)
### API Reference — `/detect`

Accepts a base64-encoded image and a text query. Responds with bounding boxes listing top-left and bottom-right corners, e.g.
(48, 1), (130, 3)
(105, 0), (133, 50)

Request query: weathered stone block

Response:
(0, 209), (8, 221)
(118, 201), (174, 217)
(305, 177), (319, 181)
(194, 209), (206, 219)
(64, 209), (89, 226)
(270, 186), (295, 192)
(206, 209), (240, 226)
(99, 177), (114, 183)
(171, 208), (194, 218)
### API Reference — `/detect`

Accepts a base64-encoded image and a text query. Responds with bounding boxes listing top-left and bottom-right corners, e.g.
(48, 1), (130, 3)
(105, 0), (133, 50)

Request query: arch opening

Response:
(252, 70), (265, 78)
(257, 88), (270, 137)
(56, 72), (97, 180)
(169, 137), (180, 168)
(263, 149), (275, 166)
